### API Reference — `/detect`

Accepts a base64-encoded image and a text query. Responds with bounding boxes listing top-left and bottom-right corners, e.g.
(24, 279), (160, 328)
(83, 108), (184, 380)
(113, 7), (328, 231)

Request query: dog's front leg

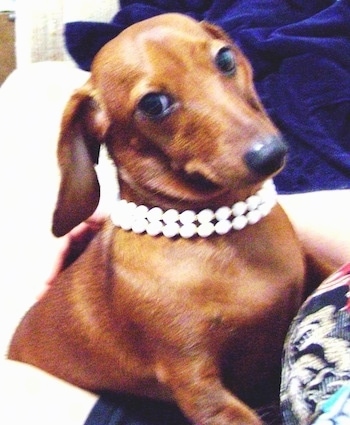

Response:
(156, 357), (262, 425)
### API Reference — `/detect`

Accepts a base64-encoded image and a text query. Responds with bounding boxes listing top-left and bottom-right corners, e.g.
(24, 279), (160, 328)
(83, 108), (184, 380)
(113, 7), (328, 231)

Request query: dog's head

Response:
(53, 13), (287, 237)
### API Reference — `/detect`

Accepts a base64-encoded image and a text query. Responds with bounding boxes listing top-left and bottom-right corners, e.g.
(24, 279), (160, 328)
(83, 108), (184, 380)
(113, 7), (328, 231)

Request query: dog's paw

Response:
(176, 388), (262, 425)
(203, 403), (262, 425)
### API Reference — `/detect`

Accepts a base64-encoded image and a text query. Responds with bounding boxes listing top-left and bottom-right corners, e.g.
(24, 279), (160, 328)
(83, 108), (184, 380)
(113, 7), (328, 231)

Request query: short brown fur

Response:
(9, 14), (319, 425)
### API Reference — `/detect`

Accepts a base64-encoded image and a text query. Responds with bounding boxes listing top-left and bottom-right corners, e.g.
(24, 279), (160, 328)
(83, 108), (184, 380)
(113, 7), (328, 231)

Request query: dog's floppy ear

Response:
(52, 81), (109, 237)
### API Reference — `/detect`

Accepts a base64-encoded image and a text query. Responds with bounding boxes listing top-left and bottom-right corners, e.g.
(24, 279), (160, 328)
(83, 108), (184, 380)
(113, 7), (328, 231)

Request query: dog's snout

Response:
(244, 135), (288, 176)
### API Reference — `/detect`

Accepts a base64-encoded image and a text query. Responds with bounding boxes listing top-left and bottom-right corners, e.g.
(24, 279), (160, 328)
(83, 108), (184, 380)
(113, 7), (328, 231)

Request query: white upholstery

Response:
(15, 0), (118, 66)
(0, 0), (119, 356)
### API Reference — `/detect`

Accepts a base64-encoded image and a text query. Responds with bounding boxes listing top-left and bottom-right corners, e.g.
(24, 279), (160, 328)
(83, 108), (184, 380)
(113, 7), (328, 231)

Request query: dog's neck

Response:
(110, 180), (277, 238)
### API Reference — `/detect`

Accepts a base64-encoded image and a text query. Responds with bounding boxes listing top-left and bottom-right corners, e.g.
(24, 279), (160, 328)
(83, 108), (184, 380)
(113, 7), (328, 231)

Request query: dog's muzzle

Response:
(244, 135), (288, 176)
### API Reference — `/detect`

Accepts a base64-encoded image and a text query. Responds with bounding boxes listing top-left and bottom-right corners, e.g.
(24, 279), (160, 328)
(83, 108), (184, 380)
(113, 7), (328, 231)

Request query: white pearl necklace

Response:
(110, 180), (277, 238)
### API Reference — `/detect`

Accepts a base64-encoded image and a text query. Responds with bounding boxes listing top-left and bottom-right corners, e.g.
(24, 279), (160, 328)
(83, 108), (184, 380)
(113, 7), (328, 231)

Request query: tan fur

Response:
(9, 14), (310, 424)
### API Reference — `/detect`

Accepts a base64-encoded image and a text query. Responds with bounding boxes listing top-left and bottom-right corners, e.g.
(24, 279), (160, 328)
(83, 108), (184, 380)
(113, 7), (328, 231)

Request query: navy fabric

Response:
(84, 394), (282, 425)
(65, 0), (350, 193)
(84, 393), (190, 425)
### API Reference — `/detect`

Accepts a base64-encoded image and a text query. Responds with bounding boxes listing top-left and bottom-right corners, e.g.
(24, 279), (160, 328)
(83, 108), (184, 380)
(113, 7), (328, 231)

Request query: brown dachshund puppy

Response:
(10, 13), (308, 425)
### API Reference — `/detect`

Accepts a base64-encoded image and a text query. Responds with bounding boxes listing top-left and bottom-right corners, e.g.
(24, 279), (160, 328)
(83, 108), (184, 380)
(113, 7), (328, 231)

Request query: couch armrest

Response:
(15, 0), (119, 67)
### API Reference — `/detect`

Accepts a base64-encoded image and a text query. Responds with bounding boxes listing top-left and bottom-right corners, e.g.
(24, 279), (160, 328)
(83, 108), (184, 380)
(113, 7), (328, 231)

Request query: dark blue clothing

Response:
(65, 0), (350, 194)
(84, 394), (190, 425)
(84, 394), (282, 425)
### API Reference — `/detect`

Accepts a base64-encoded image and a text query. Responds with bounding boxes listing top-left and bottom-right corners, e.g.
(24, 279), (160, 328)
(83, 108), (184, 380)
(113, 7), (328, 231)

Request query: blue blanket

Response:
(65, 0), (350, 193)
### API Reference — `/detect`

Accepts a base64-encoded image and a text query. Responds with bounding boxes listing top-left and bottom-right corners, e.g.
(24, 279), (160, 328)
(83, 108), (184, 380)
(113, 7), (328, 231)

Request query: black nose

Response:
(244, 135), (288, 175)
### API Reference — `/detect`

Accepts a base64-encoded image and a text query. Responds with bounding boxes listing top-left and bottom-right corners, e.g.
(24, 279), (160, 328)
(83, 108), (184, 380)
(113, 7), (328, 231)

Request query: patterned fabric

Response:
(313, 384), (350, 425)
(281, 263), (350, 424)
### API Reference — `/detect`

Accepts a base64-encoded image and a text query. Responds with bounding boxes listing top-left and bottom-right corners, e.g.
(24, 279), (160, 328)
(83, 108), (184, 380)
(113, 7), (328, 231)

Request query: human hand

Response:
(41, 210), (107, 297)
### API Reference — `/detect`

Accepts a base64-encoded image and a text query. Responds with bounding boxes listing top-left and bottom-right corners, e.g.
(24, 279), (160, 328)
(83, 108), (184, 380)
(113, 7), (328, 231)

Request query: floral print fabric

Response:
(281, 263), (350, 424)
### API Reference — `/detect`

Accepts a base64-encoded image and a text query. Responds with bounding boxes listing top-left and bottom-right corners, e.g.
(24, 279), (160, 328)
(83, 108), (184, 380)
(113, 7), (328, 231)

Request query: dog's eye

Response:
(138, 93), (174, 119)
(215, 47), (236, 76)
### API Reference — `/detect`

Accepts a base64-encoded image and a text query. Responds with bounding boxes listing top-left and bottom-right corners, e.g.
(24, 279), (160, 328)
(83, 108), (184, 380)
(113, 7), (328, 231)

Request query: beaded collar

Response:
(110, 180), (277, 238)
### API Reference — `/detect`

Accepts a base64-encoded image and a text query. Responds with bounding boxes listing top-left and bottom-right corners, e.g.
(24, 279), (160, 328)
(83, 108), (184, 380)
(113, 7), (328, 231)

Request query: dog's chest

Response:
(111, 228), (304, 339)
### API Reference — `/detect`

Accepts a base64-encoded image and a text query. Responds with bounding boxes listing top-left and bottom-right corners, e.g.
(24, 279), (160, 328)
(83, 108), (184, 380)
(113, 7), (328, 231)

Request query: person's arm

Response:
(279, 189), (350, 271)
(0, 359), (98, 425)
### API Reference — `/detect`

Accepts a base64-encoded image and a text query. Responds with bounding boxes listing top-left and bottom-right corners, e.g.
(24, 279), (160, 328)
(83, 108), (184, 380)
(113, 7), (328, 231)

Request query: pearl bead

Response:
(246, 195), (261, 211)
(232, 215), (248, 230)
(125, 202), (137, 212)
(264, 180), (275, 189)
(215, 219), (232, 235)
(215, 206), (231, 221)
(232, 201), (247, 217)
(180, 223), (197, 238)
(162, 222), (180, 238)
(258, 202), (272, 217)
(119, 216), (133, 231)
(146, 220), (163, 236)
(247, 210), (262, 225)
(162, 209), (179, 224)
(132, 218), (148, 234)
(147, 207), (163, 222)
(197, 209), (214, 224)
(197, 222), (215, 237)
(110, 209), (121, 227)
(179, 210), (196, 225)
(256, 188), (269, 199)
(134, 205), (149, 219)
